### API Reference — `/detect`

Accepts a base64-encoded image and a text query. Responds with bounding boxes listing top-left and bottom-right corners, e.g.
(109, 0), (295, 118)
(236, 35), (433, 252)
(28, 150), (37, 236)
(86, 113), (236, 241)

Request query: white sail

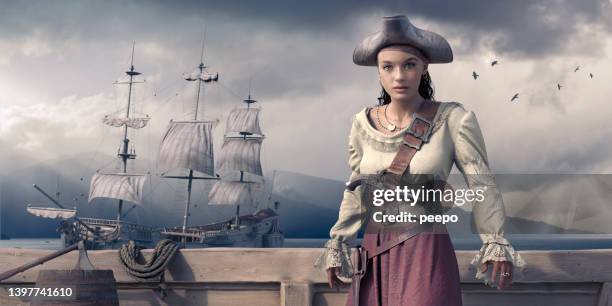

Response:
(208, 181), (261, 206)
(27, 206), (76, 219)
(158, 120), (216, 176)
(216, 138), (262, 177)
(103, 115), (150, 129)
(88, 173), (147, 205)
(225, 107), (262, 135)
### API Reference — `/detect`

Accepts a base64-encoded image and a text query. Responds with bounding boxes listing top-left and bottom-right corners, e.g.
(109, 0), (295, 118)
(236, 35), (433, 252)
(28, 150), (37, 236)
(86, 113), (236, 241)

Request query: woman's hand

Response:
(327, 267), (348, 289)
(482, 260), (513, 290)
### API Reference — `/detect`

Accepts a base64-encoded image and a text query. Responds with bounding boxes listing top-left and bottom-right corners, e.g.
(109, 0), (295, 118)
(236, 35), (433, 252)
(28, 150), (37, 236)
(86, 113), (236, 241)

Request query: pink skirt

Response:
(345, 226), (463, 306)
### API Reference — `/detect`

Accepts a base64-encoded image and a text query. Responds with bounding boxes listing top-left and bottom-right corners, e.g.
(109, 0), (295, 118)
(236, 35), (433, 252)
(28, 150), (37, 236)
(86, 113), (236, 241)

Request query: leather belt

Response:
(351, 222), (434, 306)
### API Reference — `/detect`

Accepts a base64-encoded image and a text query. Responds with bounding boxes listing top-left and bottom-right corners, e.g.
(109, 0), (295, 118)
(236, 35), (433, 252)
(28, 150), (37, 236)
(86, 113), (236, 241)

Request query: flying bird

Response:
(589, 73), (594, 78)
(557, 83), (562, 90)
(574, 65), (580, 72)
(472, 71), (479, 80)
(491, 60), (499, 66)
(511, 93), (519, 102)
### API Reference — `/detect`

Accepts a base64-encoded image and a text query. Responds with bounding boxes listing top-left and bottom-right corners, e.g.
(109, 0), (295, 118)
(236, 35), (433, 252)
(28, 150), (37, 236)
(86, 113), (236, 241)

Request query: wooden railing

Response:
(0, 248), (611, 305)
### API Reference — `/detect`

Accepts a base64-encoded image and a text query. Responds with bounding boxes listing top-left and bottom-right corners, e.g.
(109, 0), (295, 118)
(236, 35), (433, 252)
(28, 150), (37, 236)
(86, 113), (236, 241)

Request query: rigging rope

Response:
(118, 239), (179, 282)
(217, 81), (243, 100)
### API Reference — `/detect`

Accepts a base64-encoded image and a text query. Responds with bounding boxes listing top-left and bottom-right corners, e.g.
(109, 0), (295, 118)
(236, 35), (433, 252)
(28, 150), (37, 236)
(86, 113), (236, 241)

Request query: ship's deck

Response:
(0, 247), (611, 305)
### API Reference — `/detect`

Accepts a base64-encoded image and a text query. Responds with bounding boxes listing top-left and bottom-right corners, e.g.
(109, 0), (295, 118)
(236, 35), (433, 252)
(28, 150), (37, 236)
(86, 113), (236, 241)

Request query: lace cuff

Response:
(470, 238), (526, 287)
(313, 239), (354, 280)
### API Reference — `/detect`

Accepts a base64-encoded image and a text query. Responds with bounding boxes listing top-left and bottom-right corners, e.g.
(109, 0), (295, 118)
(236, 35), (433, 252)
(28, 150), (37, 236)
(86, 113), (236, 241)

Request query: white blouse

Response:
(314, 101), (525, 286)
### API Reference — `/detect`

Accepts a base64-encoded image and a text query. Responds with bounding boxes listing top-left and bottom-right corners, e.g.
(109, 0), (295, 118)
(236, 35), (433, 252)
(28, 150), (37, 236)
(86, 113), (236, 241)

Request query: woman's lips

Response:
(393, 86), (409, 91)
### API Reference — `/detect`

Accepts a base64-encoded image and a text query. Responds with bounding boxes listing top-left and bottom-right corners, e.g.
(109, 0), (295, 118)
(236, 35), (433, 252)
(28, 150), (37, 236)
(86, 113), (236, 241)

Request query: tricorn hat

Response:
(353, 15), (453, 66)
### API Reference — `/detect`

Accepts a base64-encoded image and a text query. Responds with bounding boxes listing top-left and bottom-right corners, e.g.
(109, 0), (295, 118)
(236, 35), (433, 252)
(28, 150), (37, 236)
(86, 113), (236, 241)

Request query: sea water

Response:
(0, 238), (63, 250)
(1, 235), (612, 250)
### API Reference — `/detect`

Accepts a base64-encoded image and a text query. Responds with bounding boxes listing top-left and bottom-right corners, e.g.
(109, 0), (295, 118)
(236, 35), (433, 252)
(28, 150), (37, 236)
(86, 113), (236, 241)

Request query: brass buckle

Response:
(406, 113), (433, 142)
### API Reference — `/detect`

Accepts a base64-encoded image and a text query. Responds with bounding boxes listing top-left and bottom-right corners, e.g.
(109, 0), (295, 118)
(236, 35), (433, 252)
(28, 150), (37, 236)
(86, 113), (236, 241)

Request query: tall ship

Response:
(157, 43), (283, 248)
(25, 42), (283, 249)
(27, 44), (154, 249)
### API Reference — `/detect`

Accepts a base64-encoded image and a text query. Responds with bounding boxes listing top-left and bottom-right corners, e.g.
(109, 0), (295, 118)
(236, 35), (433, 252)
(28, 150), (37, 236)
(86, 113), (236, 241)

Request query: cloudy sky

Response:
(1, 0), (612, 185)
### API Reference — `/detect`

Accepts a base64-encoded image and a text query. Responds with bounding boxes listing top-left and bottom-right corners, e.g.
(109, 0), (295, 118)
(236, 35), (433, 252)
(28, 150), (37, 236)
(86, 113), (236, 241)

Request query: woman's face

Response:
(377, 46), (428, 102)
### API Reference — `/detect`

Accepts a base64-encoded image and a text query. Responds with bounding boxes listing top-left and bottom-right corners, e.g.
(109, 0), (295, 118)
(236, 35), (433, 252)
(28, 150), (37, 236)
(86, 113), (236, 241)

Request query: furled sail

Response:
(183, 70), (219, 82)
(225, 107), (262, 135)
(27, 206), (76, 219)
(216, 138), (262, 177)
(88, 173), (147, 205)
(103, 115), (150, 129)
(208, 181), (261, 206)
(158, 120), (216, 176)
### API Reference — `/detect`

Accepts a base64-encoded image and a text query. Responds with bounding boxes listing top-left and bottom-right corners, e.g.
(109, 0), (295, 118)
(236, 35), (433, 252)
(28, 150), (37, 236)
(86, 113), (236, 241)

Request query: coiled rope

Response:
(118, 239), (179, 282)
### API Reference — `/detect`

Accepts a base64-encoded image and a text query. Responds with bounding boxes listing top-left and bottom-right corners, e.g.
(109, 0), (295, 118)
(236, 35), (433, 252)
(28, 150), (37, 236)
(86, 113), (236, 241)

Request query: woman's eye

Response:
(404, 63), (416, 69)
(383, 65), (392, 71)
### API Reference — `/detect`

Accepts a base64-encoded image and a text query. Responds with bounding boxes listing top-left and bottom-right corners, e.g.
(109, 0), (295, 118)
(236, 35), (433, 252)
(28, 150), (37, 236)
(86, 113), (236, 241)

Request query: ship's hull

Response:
(160, 209), (284, 248)
(59, 218), (155, 250)
(58, 209), (284, 250)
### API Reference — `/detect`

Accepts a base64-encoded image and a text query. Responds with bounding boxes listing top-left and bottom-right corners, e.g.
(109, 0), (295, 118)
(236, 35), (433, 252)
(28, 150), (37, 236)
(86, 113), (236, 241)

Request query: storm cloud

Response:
(1, 1), (612, 237)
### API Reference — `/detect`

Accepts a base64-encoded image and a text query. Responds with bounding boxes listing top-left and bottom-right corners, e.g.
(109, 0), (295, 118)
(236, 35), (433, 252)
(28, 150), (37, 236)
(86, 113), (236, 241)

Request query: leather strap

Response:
(352, 246), (367, 306)
(353, 263), (362, 306)
(387, 100), (439, 175)
(367, 222), (433, 259)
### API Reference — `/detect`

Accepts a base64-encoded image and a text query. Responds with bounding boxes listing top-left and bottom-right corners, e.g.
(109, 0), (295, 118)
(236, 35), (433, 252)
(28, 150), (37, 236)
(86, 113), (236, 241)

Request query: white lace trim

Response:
(470, 240), (526, 287)
(315, 236), (526, 288)
(313, 239), (354, 280)
(352, 102), (463, 152)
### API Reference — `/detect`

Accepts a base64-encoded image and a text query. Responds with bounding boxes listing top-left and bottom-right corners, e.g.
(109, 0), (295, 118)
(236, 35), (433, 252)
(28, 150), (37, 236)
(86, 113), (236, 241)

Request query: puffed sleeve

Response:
(452, 108), (525, 287)
(313, 116), (365, 280)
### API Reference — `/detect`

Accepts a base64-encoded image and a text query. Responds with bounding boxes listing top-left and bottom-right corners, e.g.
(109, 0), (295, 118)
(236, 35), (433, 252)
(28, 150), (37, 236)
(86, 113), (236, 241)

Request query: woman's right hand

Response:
(327, 267), (348, 289)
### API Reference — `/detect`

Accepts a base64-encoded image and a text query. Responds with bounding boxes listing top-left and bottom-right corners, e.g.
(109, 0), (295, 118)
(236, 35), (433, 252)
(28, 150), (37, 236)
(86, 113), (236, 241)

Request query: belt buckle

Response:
(406, 113), (433, 143)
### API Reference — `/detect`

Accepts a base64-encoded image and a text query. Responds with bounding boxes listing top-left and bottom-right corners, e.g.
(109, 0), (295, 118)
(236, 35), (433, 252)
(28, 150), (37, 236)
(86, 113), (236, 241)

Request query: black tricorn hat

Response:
(353, 15), (453, 66)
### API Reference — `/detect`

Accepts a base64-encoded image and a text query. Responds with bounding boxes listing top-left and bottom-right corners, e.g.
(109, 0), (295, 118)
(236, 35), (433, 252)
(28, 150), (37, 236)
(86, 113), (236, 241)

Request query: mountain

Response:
(2, 161), (610, 238)
(269, 170), (345, 238)
(0, 150), (248, 237)
(269, 170), (607, 238)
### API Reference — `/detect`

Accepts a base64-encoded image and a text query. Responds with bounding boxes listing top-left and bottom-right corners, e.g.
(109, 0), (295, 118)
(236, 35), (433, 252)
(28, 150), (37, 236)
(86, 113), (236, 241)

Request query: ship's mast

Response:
(194, 39), (206, 118)
(116, 42), (142, 222)
(207, 77), (265, 228)
(234, 79), (258, 225)
(181, 38), (219, 239)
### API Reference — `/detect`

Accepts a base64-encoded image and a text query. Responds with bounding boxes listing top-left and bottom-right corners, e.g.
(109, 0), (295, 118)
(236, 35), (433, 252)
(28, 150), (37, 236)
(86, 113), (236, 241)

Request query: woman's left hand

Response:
(481, 260), (513, 290)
